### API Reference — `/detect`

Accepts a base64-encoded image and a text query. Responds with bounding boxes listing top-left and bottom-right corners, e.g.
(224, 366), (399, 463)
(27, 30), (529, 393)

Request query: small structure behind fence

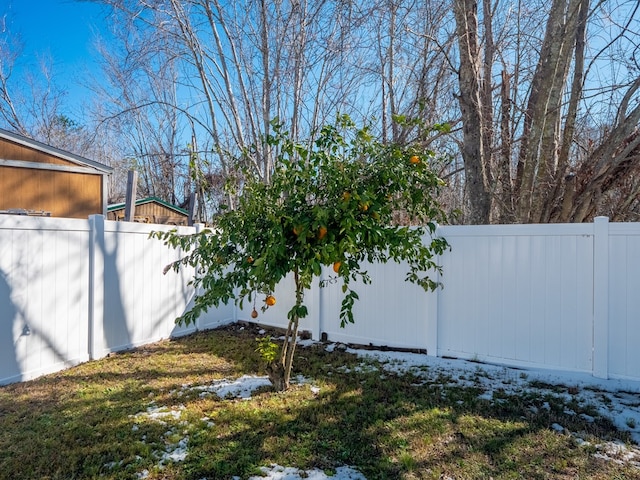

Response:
(1, 215), (639, 386)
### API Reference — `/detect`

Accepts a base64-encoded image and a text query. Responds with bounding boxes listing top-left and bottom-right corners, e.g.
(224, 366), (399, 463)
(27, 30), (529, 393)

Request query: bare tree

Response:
(90, 21), (189, 204)
(451, 0), (640, 223)
(0, 21), (71, 142)
(369, 0), (458, 144)
(82, 0), (640, 224)
(88, 0), (369, 211)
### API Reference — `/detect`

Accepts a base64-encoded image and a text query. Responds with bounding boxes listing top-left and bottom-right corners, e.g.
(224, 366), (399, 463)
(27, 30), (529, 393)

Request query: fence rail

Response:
(1, 215), (638, 386)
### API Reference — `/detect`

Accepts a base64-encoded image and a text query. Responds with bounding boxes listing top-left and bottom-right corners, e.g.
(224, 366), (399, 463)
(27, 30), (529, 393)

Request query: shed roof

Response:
(107, 196), (189, 216)
(0, 128), (113, 175)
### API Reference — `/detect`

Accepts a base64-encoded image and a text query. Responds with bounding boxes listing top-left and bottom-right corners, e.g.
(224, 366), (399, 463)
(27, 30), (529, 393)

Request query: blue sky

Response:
(4, 0), (110, 114)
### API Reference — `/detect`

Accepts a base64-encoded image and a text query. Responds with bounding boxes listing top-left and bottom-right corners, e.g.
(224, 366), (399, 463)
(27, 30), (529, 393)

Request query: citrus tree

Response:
(154, 117), (449, 391)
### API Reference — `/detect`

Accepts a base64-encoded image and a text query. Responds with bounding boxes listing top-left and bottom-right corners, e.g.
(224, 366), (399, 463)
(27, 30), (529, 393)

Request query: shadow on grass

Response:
(0, 324), (634, 480)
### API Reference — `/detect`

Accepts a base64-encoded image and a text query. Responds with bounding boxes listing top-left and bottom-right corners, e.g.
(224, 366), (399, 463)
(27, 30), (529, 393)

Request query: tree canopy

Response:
(154, 117), (449, 389)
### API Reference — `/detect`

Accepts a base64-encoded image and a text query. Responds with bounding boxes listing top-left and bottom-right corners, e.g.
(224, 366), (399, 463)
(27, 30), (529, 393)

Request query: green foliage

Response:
(153, 116), (449, 328)
(255, 336), (280, 363)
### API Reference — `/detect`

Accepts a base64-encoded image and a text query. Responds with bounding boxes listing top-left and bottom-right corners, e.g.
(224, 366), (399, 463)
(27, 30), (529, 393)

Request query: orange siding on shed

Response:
(0, 139), (77, 167)
(0, 166), (103, 218)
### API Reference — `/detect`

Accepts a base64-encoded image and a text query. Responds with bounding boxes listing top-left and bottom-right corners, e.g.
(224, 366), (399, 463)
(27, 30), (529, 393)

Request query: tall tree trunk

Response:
(453, 0), (491, 224)
(515, 0), (585, 223)
(497, 69), (514, 223)
(547, 0), (588, 222)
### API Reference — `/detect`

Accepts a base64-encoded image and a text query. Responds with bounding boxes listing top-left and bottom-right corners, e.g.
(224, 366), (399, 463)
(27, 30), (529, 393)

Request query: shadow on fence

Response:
(101, 233), (132, 353)
(0, 269), (19, 382)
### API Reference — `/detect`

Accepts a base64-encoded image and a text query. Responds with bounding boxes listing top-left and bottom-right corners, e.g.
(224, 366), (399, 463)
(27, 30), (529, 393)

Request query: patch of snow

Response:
(130, 402), (191, 477)
(591, 441), (640, 468)
(243, 464), (366, 480)
(580, 413), (595, 423)
(160, 436), (189, 463)
(337, 364), (378, 374)
(191, 375), (272, 399)
(201, 416), (215, 427)
(477, 391), (493, 401)
(575, 437), (591, 447)
(131, 404), (184, 424)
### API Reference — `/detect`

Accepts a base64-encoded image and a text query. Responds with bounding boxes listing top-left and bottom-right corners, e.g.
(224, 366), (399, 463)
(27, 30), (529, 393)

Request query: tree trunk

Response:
(453, 0), (491, 224)
(497, 69), (514, 223)
(267, 269), (303, 391)
(515, 0), (585, 223)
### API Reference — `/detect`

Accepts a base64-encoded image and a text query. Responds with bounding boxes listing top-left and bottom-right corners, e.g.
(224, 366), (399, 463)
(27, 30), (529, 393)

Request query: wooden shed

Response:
(0, 128), (113, 219)
(107, 196), (190, 225)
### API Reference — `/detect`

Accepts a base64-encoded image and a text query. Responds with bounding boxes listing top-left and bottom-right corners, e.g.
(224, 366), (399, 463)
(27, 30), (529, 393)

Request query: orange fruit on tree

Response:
(342, 191), (351, 202)
(251, 309), (258, 319)
(318, 226), (327, 240)
(410, 155), (421, 164)
(247, 256), (254, 264)
(333, 261), (341, 273)
(265, 295), (277, 306)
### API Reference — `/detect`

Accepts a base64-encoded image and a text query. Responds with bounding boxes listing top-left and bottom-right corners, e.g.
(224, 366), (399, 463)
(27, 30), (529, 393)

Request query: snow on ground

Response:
(340, 345), (640, 445)
(119, 340), (640, 479)
(341, 344), (640, 472)
(233, 464), (367, 480)
(190, 374), (273, 399)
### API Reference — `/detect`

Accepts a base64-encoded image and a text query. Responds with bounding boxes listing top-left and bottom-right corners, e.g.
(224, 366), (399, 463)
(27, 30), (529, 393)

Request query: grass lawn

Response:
(1, 324), (639, 479)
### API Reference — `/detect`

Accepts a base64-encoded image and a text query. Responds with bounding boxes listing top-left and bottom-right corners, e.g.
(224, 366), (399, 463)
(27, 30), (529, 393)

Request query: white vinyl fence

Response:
(238, 217), (640, 382)
(2, 215), (639, 385)
(0, 215), (233, 385)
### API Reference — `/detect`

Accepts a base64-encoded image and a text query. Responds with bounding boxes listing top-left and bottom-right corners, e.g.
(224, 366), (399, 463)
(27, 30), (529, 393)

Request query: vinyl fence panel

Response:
(236, 258), (435, 350)
(319, 260), (433, 349)
(0, 216), (90, 384)
(90, 218), (238, 360)
(608, 223), (640, 380)
(436, 224), (594, 373)
(236, 272), (322, 338)
(0, 215), (235, 385)
(91, 218), (199, 359)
